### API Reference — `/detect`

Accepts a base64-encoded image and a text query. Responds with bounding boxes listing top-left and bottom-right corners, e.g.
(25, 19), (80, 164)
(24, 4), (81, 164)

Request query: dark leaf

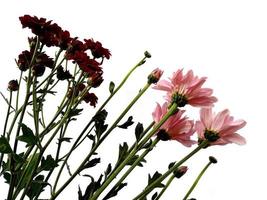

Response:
(104, 163), (112, 179)
(26, 175), (48, 199)
(116, 143), (128, 166)
(142, 139), (153, 149)
(17, 123), (38, 147)
(68, 108), (83, 118)
(3, 172), (11, 184)
(126, 155), (146, 167)
(168, 162), (175, 169)
(40, 155), (58, 171)
(83, 158), (101, 169)
(12, 153), (25, 164)
(135, 122), (144, 141)
(117, 116), (134, 129)
(0, 136), (13, 153)
(151, 192), (158, 200)
(95, 122), (108, 139)
(58, 137), (72, 143)
(103, 182), (127, 200)
(148, 171), (164, 188)
(78, 175), (103, 200)
(109, 81), (115, 94)
(92, 109), (108, 123)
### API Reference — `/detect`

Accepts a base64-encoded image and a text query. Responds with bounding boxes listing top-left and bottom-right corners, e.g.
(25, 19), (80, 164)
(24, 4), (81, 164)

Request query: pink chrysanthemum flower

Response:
(152, 103), (196, 147)
(153, 69), (217, 107)
(196, 108), (246, 145)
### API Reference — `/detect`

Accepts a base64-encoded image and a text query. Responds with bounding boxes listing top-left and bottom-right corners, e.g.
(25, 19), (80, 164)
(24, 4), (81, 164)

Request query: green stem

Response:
(100, 138), (160, 200)
(50, 83), (151, 200)
(133, 140), (209, 200)
(96, 54), (147, 114)
(154, 174), (175, 200)
(0, 91), (13, 170)
(16, 71), (23, 111)
(182, 162), (212, 200)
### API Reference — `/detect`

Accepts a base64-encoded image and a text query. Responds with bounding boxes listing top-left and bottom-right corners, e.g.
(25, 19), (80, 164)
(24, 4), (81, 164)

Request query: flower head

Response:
(152, 103), (196, 147)
(196, 108), (246, 145)
(153, 69), (217, 107)
(148, 68), (163, 84)
(84, 39), (111, 60)
(8, 80), (19, 91)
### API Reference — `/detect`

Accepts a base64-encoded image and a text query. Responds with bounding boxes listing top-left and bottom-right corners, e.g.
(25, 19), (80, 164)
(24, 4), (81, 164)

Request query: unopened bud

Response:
(209, 156), (218, 164)
(147, 68), (163, 84)
(144, 51), (151, 58)
(8, 80), (19, 91)
(174, 166), (188, 178)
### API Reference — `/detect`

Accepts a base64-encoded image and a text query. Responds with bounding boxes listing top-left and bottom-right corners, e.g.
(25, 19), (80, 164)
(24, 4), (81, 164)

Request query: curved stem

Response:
(96, 54), (147, 114)
(133, 140), (209, 200)
(182, 161), (212, 200)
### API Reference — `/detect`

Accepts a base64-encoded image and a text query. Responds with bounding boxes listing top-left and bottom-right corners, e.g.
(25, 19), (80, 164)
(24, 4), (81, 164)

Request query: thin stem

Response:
(50, 83), (151, 200)
(0, 91), (13, 170)
(16, 71), (23, 111)
(154, 175), (175, 200)
(182, 162), (212, 200)
(96, 54), (147, 114)
(133, 140), (209, 200)
(100, 138), (160, 200)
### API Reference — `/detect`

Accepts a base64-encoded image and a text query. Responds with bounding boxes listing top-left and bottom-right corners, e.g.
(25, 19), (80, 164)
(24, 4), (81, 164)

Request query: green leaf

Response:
(0, 136), (13, 154)
(102, 182), (127, 200)
(17, 123), (38, 147)
(40, 155), (58, 171)
(104, 163), (112, 179)
(58, 137), (72, 143)
(83, 158), (101, 169)
(135, 122), (144, 141)
(127, 155), (146, 167)
(151, 192), (158, 200)
(26, 175), (49, 199)
(109, 81), (115, 94)
(147, 171), (164, 188)
(117, 116), (134, 129)
(116, 142), (128, 166)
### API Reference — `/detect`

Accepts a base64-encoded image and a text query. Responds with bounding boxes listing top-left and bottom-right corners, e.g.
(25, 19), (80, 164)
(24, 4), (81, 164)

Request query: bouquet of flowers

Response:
(0, 15), (246, 200)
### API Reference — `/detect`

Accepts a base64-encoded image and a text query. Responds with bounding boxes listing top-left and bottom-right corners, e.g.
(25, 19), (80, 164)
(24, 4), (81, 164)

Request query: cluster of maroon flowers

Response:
(15, 15), (111, 106)
(152, 69), (246, 147)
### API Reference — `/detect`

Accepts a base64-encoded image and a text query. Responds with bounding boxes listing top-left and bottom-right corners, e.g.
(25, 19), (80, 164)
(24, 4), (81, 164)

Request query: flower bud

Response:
(173, 166), (188, 178)
(144, 51), (151, 58)
(147, 68), (163, 84)
(209, 156), (218, 164)
(8, 80), (19, 91)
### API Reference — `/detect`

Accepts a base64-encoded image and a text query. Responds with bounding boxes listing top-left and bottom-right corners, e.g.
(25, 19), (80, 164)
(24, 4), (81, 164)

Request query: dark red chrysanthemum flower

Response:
(88, 71), (103, 88)
(36, 53), (54, 69)
(19, 15), (51, 36)
(17, 50), (33, 71)
(83, 92), (98, 107)
(84, 39), (111, 59)
(8, 80), (19, 91)
(65, 38), (85, 60)
(19, 15), (71, 48)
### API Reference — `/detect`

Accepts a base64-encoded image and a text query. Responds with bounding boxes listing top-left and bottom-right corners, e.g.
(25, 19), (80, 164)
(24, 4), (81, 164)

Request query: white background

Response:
(0, 0), (266, 199)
